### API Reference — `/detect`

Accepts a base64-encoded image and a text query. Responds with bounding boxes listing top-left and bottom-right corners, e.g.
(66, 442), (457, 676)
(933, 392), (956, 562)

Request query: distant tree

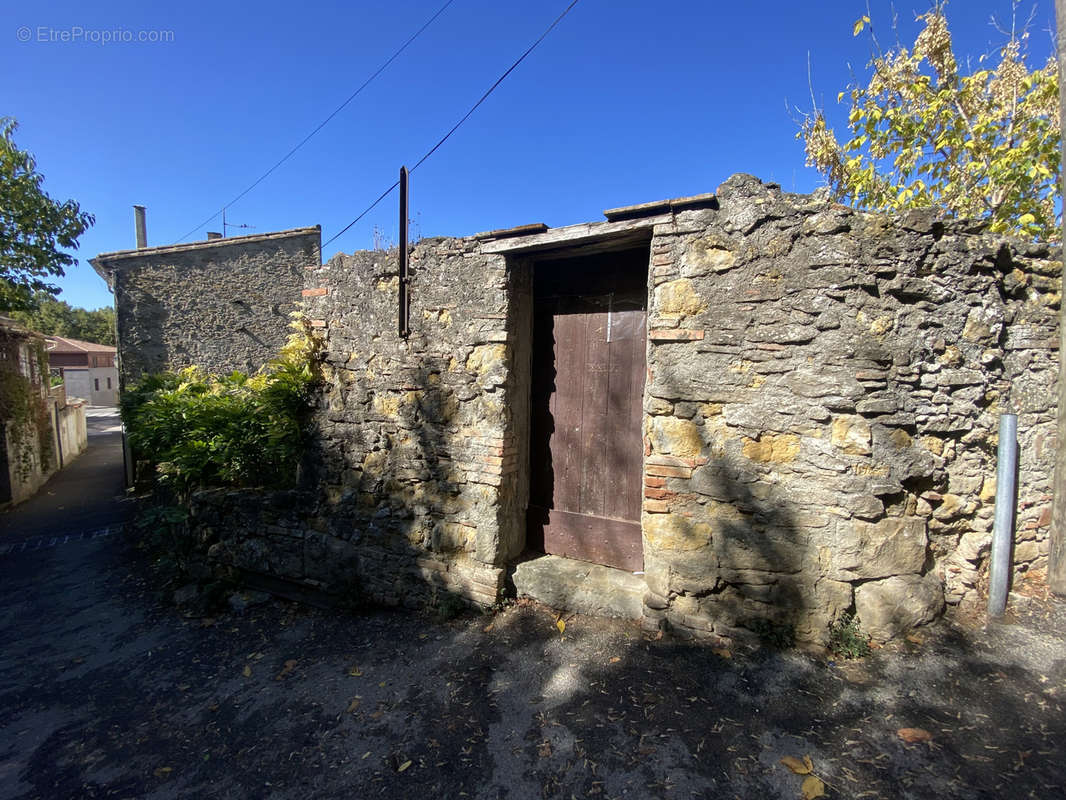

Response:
(0, 117), (94, 311)
(799, 4), (1060, 240)
(9, 291), (115, 345)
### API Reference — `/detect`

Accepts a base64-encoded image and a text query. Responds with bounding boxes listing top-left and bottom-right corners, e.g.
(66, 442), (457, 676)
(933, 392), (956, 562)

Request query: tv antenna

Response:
(222, 208), (255, 237)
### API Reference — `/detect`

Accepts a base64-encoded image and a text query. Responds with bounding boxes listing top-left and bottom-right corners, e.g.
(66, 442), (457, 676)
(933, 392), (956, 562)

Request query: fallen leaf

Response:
(276, 659), (297, 680)
(348, 667), (363, 677)
(780, 756), (811, 775)
(609, 656), (621, 664)
(397, 760), (412, 773)
(803, 754), (813, 773)
(538, 741), (552, 758)
(153, 767), (173, 778)
(347, 698), (361, 713)
(713, 647), (733, 660)
(898, 727), (933, 743)
(483, 622), (494, 633)
(556, 618), (566, 634)
(801, 775), (826, 799)
(906, 633), (924, 645)
(242, 665), (252, 678)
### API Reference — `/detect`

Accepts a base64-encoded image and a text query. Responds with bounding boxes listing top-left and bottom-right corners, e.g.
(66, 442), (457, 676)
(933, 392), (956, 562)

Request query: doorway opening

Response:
(526, 246), (649, 572)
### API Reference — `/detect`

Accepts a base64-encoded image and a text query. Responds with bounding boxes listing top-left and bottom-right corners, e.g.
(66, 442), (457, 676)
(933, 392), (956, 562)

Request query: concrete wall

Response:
(92, 227), (321, 386)
(53, 394), (88, 467)
(62, 367), (119, 406)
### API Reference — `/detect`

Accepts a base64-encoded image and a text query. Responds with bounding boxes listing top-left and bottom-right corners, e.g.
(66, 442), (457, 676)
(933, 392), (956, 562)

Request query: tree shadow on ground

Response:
(6, 539), (1063, 800)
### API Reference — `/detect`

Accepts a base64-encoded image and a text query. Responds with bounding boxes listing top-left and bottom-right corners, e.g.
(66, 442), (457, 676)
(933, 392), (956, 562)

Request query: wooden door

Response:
(528, 252), (647, 572)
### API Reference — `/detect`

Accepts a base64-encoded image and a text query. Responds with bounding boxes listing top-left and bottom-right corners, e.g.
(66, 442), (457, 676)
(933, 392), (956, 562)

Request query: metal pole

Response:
(989, 413), (1018, 617)
(398, 165), (410, 338)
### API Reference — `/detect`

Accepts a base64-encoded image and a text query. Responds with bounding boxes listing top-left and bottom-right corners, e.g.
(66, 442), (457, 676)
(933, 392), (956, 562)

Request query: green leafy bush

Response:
(828, 612), (872, 660)
(122, 317), (322, 495)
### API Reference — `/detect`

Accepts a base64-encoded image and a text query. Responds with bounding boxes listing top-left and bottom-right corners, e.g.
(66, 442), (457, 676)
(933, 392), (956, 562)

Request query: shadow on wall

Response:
(190, 360), (503, 613)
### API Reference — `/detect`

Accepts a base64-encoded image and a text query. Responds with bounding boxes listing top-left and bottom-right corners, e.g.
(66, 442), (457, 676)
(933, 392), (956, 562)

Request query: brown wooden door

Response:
(529, 273), (646, 572)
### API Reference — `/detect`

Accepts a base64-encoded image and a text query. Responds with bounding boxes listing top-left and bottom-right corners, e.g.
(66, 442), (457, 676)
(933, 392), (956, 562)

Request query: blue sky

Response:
(2, 0), (1058, 310)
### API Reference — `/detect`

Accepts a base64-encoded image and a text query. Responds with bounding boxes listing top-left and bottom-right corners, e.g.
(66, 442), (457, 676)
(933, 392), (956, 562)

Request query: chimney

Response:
(134, 205), (147, 248)
(206, 231), (222, 240)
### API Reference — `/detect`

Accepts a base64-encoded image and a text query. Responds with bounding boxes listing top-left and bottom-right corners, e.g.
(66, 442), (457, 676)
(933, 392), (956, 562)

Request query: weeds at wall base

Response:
(828, 612), (872, 660)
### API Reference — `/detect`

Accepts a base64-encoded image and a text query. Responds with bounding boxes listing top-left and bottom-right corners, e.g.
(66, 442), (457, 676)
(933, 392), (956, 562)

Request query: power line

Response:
(322, 0), (582, 250)
(176, 0), (457, 244)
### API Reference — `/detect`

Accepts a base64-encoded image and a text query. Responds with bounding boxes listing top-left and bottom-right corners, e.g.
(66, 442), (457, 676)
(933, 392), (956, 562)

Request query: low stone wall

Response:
(640, 176), (1059, 641)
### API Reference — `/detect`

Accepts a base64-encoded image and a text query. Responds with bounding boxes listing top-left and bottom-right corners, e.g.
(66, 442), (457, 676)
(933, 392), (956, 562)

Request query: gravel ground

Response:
(1, 532), (1064, 800)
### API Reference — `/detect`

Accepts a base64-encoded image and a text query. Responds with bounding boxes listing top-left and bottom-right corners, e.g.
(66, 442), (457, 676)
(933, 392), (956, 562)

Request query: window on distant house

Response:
(94, 378), (100, 391)
(107, 377), (112, 389)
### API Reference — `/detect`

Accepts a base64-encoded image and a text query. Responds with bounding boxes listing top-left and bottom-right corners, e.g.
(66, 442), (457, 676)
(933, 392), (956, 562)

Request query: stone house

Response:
(90, 227), (322, 384)
(94, 176), (1060, 643)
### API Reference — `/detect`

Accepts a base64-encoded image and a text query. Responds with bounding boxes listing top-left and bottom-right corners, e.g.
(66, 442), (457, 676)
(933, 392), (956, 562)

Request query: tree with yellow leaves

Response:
(800, 4), (1060, 240)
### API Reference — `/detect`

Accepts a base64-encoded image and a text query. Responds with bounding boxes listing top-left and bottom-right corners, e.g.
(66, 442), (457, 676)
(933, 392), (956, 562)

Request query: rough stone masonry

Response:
(100, 175), (1061, 644)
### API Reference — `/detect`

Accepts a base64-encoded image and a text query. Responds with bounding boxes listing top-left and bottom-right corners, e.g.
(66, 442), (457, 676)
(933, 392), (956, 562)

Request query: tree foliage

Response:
(800, 5), (1060, 240)
(0, 117), (94, 311)
(7, 291), (115, 345)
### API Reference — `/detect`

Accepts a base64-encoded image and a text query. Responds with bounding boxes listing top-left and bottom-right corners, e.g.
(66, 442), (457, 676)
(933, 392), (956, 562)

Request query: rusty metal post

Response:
(398, 166), (410, 339)
(1051, 0), (1066, 595)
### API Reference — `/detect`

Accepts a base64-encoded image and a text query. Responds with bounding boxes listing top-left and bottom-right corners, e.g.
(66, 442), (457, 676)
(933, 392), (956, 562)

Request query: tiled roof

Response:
(46, 336), (116, 354)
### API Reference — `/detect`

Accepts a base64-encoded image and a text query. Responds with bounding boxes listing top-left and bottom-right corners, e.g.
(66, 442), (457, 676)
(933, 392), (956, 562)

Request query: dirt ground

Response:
(1, 532), (1064, 800)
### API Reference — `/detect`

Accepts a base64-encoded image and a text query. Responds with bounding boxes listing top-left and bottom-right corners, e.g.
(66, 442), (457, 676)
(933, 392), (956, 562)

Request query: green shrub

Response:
(749, 617), (796, 649)
(122, 317), (323, 495)
(828, 612), (871, 660)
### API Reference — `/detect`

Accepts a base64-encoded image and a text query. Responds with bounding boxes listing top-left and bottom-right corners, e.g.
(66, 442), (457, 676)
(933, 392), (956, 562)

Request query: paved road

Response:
(1, 409), (1064, 798)
(0, 407), (129, 547)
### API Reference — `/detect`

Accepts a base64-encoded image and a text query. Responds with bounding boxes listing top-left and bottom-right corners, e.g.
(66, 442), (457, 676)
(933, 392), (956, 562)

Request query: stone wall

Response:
(112, 177), (1060, 644)
(91, 227), (321, 385)
(639, 175), (1059, 641)
(195, 238), (529, 608)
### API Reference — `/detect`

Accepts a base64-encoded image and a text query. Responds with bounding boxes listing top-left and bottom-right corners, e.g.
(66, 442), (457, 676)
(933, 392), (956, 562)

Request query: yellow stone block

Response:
(869, 315), (895, 335)
(655, 278), (707, 318)
(466, 344), (509, 376)
(372, 393), (401, 417)
(650, 416), (704, 459)
(921, 435), (945, 456)
(644, 514), (712, 552)
(831, 416), (872, 455)
(939, 345), (963, 366)
(686, 235), (737, 274)
(741, 433), (800, 463)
